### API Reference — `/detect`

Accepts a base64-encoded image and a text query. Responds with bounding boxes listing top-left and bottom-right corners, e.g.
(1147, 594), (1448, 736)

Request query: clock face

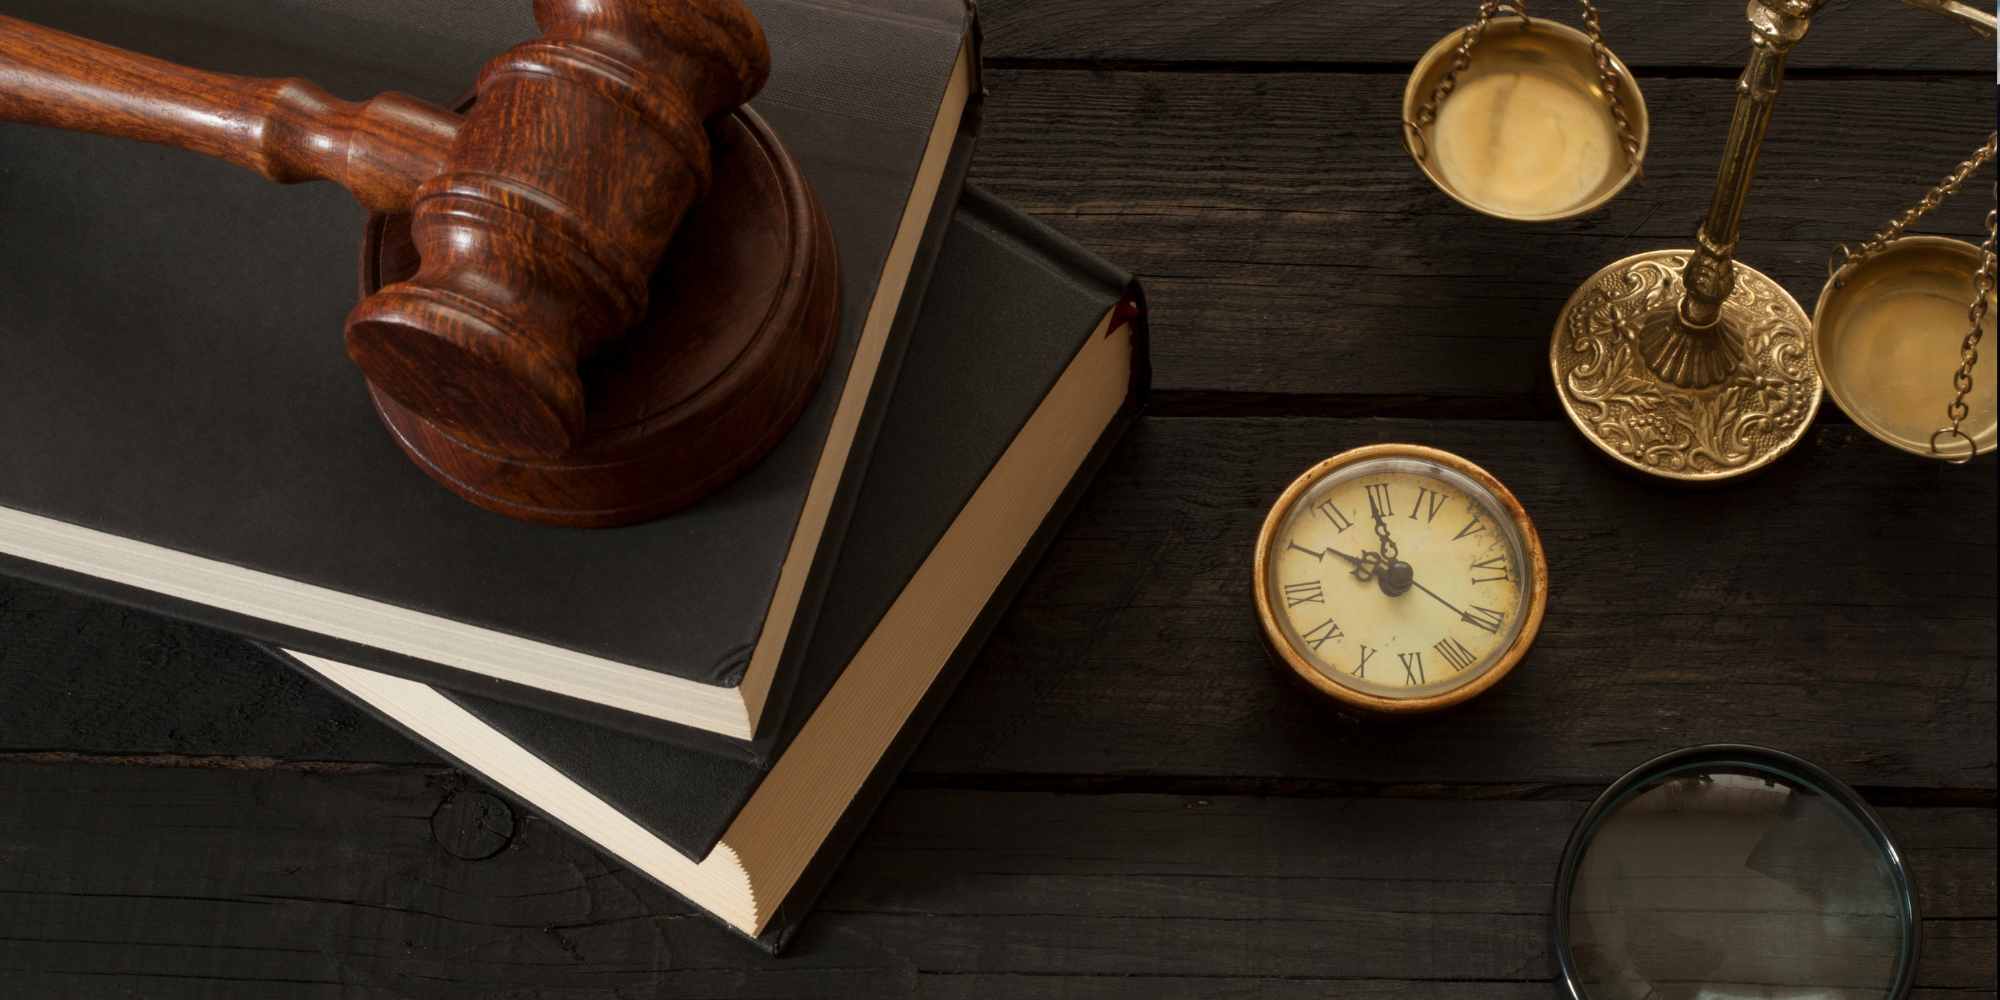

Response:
(1255, 447), (1545, 711)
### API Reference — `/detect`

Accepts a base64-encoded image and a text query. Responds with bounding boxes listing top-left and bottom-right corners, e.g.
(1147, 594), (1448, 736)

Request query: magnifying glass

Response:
(1553, 745), (1920, 1000)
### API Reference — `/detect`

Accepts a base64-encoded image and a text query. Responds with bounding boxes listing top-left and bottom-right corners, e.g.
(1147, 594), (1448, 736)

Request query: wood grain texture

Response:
(977, 0), (2000, 72)
(1, 2), (1993, 994)
(0, 578), (421, 763)
(344, 0), (776, 462)
(0, 14), (455, 212)
(364, 105), (844, 527)
(3, 415), (1991, 789)
(970, 71), (1996, 401)
(2, 1), (813, 504)
(0, 765), (1988, 996)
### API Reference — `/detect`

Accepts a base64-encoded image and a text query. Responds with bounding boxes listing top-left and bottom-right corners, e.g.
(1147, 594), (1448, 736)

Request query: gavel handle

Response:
(0, 15), (458, 212)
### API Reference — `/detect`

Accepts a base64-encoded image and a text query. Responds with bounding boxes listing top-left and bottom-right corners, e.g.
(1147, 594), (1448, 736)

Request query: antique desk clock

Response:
(1253, 445), (1548, 715)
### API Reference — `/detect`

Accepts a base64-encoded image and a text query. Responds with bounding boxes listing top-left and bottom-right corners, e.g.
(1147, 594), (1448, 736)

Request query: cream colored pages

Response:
(301, 317), (1134, 937)
(0, 40), (982, 744)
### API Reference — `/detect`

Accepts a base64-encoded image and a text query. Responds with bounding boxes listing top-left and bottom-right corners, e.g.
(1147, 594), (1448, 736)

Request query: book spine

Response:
(743, 36), (988, 759)
(756, 290), (1149, 952)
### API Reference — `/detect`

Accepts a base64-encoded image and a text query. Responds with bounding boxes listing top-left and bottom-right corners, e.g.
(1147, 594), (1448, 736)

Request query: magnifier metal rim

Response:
(1550, 744), (1921, 1000)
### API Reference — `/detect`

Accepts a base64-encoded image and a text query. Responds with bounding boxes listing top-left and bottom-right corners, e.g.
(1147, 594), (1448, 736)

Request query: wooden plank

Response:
(0, 764), (1988, 994)
(0, 4), (1987, 995)
(829, 792), (1994, 986)
(4, 416), (1993, 789)
(0, 578), (422, 763)
(979, 0), (1999, 73)
(915, 979), (1554, 999)
(918, 982), (1990, 1000)
(911, 416), (1998, 789)
(971, 71), (1996, 399)
(0, 760), (914, 998)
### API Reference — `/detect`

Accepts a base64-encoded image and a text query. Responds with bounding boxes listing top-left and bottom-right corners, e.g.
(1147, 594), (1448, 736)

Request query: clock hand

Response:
(1306, 543), (1383, 582)
(1367, 492), (1399, 563)
(1310, 540), (1408, 594)
(1321, 546), (1364, 567)
(1408, 574), (1478, 625)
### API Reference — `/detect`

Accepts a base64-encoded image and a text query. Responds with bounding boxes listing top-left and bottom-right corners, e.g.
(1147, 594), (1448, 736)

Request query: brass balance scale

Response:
(1403, 0), (1997, 479)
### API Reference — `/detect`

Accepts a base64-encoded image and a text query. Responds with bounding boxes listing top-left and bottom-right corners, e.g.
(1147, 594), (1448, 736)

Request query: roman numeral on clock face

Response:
(1399, 651), (1425, 685)
(1464, 605), (1506, 634)
(1355, 644), (1377, 678)
(1410, 486), (1447, 524)
(1433, 636), (1476, 671)
(1454, 517), (1486, 541)
(1364, 483), (1394, 518)
(1314, 499), (1354, 533)
(1299, 618), (1341, 651)
(1283, 580), (1325, 607)
(1471, 554), (1509, 585)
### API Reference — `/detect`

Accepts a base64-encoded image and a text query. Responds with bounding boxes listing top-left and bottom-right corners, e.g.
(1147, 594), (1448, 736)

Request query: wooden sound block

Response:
(361, 107), (841, 528)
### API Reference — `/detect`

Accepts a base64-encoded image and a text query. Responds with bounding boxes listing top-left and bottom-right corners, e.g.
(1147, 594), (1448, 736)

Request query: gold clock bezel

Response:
(1252, 444), (1549, 715)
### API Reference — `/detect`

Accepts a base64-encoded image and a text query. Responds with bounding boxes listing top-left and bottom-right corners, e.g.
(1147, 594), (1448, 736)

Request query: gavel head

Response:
(343, 0), (771, 458)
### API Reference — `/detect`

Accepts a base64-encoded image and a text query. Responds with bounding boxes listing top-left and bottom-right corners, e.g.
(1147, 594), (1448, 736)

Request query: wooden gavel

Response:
(0, 0), (770, 461)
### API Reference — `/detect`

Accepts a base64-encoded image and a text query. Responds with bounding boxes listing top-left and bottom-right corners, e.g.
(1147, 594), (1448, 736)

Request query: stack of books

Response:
(0, 0), (1147, 950)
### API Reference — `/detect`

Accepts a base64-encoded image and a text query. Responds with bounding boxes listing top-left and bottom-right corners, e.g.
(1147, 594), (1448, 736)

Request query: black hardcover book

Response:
(271, 187), (1151, 949)
(0, 0), (981, 755)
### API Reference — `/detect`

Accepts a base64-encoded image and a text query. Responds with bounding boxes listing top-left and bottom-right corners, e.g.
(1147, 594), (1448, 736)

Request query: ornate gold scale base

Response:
(1552, 251), (1821, 482)
(1541, 0), (1995, 480)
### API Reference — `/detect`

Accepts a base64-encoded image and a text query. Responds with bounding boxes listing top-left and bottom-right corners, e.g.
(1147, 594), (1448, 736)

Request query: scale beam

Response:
(1900, 0), (1996, 38)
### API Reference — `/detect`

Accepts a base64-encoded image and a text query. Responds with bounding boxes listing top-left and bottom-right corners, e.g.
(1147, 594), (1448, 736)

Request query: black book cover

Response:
(0, 0), (981, 756)
(271, 186), (1151, 948)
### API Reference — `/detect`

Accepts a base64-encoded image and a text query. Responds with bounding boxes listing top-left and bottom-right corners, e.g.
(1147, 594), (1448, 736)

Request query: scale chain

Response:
(1404, 0), (1521, 160)
(1824, 132), (1996, 462)
(1578, 0), (1642, 179)
(1832, 131), (1997, 283)
(1403, 0), (1640, 177)
(1933, 196), (1997, 462)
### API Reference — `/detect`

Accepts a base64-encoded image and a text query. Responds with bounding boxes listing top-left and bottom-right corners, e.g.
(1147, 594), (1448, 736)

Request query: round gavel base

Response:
(361, 107), (841, 527)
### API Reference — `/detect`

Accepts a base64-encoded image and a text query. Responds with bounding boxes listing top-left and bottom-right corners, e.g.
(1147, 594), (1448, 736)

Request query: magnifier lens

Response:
(1557, 748), (1917, 1000)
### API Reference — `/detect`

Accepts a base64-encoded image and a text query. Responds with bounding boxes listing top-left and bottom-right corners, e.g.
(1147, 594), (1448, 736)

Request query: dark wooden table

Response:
(2, 3), (1994, 996)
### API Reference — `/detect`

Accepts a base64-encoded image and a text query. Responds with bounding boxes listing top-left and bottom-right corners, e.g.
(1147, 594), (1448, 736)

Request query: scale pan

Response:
(1403, 17), (1645, 223)
(1814, 236), (1996, 461)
